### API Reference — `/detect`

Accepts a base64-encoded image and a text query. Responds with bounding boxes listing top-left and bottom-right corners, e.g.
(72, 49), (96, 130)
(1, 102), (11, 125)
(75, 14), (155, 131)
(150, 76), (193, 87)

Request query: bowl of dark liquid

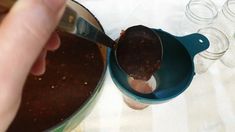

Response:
(7, 1), (108, 132)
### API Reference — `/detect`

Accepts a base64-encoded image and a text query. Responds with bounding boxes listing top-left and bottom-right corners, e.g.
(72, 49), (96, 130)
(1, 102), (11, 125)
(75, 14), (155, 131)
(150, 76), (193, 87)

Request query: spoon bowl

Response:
(116, 25), (163, 81)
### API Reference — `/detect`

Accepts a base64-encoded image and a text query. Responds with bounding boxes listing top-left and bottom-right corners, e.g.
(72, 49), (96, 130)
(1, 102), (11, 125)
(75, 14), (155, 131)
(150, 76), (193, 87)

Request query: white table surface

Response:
(71, 0), (235, 131)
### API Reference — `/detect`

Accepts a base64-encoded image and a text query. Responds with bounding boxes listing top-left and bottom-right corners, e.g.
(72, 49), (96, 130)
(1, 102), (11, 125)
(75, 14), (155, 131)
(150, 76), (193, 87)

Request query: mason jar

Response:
(194, 27), (229, 74)
(215, 0), (235, 68)
(123, 76), (158, 110)
(177, 0), (218, 36)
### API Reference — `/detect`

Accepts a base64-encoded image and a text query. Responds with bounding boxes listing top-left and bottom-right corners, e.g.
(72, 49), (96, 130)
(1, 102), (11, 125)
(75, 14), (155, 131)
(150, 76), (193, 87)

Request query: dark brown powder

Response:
(116, 25), (162, 81)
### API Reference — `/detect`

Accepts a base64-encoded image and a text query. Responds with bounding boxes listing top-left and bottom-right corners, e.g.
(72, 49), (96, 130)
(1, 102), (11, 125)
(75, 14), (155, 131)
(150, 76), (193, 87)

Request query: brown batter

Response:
(7, 32), (105, 132)
(116, 25), (162, 81)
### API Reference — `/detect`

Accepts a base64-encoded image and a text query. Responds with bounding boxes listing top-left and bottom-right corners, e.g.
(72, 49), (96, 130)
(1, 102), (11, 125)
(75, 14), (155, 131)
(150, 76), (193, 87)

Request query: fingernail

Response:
(43, 0), (67, 12)
(46, 32), (61, 51)
(31, 50), (47, 76)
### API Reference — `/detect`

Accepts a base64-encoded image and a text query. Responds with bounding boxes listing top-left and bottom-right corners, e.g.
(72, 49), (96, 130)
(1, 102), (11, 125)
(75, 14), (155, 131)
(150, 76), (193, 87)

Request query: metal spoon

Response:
(0, 0), (117, 48)
(0, 0), (163, 81)
(116, 25), (163, 81)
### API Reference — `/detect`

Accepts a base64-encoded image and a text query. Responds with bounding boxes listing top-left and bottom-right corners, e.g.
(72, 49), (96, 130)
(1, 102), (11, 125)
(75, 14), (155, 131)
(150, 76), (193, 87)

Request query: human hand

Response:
(0, 0), (66, 131)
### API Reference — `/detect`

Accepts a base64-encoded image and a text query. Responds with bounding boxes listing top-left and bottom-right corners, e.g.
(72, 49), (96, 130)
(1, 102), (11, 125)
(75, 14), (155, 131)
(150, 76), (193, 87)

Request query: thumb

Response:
(0, 0), (66, 88)
(0, 0), (66, 130)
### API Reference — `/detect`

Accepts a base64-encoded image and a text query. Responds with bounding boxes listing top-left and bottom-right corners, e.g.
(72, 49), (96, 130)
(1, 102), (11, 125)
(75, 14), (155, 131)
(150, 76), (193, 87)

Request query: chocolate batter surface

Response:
(8, 33), (104, 132)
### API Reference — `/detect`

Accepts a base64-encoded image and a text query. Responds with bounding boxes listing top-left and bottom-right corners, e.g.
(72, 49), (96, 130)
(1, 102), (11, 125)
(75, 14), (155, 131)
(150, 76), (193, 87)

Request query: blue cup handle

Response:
(176, 33), (210, 59)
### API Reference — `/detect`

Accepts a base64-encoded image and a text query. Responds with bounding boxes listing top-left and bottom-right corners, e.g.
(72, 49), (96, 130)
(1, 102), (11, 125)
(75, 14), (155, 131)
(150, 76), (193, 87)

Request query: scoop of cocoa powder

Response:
(116, 25), (162, 81)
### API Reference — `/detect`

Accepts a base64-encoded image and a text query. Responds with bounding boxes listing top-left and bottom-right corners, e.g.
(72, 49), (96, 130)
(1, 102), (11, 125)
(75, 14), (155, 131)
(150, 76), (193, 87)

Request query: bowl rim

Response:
(48, 0), (108, 131)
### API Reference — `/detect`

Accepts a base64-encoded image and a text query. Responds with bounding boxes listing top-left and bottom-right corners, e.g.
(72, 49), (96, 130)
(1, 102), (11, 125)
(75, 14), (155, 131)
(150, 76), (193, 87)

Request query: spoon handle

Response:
(0, 0), (116, 48)
(60, 7), (116, 48)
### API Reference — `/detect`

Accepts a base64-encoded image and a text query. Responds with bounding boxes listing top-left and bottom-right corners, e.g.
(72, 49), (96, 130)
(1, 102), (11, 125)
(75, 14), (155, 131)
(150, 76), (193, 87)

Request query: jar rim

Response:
(197, 27), (229, 59)
(222, 0), (235, 22)
(186, 0), (218, 24)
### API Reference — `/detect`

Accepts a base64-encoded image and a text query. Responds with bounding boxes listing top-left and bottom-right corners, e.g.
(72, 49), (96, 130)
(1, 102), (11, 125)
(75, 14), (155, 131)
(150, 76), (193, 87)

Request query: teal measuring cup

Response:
(109, 29), (209, 104)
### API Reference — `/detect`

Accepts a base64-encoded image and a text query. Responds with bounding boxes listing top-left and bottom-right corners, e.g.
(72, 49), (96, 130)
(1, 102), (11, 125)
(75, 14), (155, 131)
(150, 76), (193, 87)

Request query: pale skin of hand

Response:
(0, 0), (66, 131)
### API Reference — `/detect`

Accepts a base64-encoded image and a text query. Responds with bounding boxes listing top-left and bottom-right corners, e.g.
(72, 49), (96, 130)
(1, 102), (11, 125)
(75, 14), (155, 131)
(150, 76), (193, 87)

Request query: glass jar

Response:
(194, 27), (229, 74)
(215, 0), (235, 68)
(123, 76), (158, 110)
(177, 0), (218, 36)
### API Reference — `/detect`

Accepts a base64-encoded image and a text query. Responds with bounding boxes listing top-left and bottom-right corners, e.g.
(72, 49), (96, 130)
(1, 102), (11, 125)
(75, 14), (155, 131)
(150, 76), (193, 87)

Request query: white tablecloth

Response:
(72, 0), (235, 131)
